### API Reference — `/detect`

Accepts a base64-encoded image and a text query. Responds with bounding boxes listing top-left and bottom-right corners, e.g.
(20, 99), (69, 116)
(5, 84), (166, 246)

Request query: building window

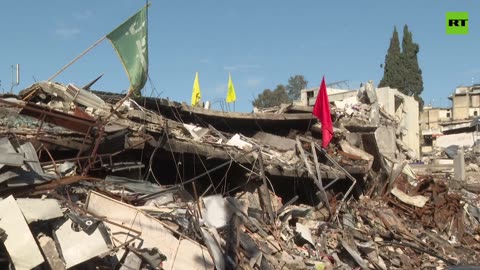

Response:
(306, 91), (315, 104)
(424, 135), (433, 146)
(475, 111), (478, 117)
(447, 112), (451, 118)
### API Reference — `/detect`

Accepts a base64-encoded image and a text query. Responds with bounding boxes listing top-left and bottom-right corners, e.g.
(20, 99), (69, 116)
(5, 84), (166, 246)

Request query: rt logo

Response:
(446, 12), (468, 34)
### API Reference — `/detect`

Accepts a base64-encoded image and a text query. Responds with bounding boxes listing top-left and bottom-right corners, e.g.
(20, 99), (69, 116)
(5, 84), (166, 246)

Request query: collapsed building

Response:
(297, 82), (420, 159)
(0, 80), (477, 269)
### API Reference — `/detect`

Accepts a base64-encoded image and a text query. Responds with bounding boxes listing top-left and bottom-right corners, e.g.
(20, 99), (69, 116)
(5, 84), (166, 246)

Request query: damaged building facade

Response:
(420, 106), (452, 154)
(0, 79), (477, 269)
(420, 84), (480, 158)
(297, 82), (420, 159)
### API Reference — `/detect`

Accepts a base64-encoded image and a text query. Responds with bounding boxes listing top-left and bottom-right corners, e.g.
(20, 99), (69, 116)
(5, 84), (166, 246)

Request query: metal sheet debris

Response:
(0, 137), (22, 169)
(0, 137), (19, 169)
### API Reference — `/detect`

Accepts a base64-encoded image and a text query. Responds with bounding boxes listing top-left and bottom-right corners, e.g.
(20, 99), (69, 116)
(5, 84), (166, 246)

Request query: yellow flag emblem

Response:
(191, 72), (201, 106)
(226, 73), (236, 103)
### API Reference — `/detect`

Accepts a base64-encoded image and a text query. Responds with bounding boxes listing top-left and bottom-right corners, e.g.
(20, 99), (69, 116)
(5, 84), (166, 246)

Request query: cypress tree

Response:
(401, 25), (424, 108)
(379, 27), (404, 91)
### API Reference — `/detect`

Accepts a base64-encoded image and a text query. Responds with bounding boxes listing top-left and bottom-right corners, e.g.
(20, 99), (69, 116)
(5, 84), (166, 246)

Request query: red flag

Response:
(312, 76), (333, 148)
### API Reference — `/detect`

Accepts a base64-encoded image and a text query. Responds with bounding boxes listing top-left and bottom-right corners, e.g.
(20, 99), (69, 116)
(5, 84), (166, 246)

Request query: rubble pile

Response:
(0, 81), (477, 269)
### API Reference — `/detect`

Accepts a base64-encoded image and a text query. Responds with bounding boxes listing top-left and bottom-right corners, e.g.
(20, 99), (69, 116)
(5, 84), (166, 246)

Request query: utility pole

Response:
(10, 64), (20, 93)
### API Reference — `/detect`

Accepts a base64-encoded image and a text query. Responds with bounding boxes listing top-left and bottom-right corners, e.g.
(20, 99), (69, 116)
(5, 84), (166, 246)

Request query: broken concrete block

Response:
(281, 251), (307, 269)
(436, 132), (475, 148)
(16, 198), (63, 223)
(54, 219), (111, 268)
(200, 228), (225, 270)
(467, 163), (479, 172)
(345, 133), (362, 148)
(341, 240), (368, 269)
(391, 187), (429, 208)
(295, 222), (315, 247)
(172, 239), (215, 270)
(119, 252), (142, 270)
(339, 140), (374, 170)
(365, 80), (378, 104)
(374, 126), (397, 159)
(86, 191), (179, 270)
(454, 149), (466, 181)
(0, 195), (44, 270)
(37, 233), (66, 270)
(227, 134), (253, 151)
(253, 131), (296, 151)
(183, 123), (210, 141)
(370, 103), (380, 125)
(201, 195), (233, 229)
(38, 81), (107, 110)
(86, 191), (214, 270)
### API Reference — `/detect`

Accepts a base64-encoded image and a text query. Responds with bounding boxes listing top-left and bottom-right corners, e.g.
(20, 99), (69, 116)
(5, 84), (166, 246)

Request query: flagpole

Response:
(47, 36), (107, 82)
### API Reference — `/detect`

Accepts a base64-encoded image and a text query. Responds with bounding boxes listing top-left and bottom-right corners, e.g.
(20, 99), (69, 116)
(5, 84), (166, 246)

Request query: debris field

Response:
(0, 80), (478, 270)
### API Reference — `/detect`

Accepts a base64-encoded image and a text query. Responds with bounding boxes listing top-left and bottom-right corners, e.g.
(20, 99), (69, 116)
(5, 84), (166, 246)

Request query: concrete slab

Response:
(391, 187), (428, 208)
(253, 132), (296, 151)
(54, 219), (110, 268)
(86, 191), (214, 270)
(16, 198), (63, 223)
(374, 126), (397, 159)
(434, 159), (454, 165)
(171, 239), (215, 270)
(227, 134), (253, 151)
(0, 196), (44, 270)
(436, 132), (475, 148)
(454, 149), (466, 181)
(37, 234), (66, 270)
(200, 228), (225, 270)
(183, 123), (210, 141)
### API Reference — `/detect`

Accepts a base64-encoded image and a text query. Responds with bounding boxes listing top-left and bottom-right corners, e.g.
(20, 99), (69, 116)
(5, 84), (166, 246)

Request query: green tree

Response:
(286, 75), (308, 100)
(379, 25), (424, 109)
(379, 27), (404, 91)
(401, 25), (424, 108)
(252, 84), (291, 108)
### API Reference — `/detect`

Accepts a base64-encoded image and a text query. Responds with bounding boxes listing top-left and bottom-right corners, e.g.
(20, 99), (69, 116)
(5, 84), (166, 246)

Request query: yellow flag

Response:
(226, 73), (236, 103)
(191, 72), (201, 106)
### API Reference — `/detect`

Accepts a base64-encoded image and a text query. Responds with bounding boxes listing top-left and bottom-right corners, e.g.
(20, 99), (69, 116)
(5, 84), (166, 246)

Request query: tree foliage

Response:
(401, 25), (424, 108)
(379, 25), (424, 108)
(252, 84), (291, 109)
(286, 75), (308, 100)
(378, 27), (403, 91)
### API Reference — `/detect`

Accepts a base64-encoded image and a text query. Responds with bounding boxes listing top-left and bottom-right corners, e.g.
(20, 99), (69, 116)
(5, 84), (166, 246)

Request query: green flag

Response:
(107, 6), (148, 95)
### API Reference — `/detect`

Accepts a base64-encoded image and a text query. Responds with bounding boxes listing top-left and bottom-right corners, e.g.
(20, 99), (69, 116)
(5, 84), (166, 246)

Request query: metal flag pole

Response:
(47, 36), (107, 82)
(48, 1), (150, 83)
